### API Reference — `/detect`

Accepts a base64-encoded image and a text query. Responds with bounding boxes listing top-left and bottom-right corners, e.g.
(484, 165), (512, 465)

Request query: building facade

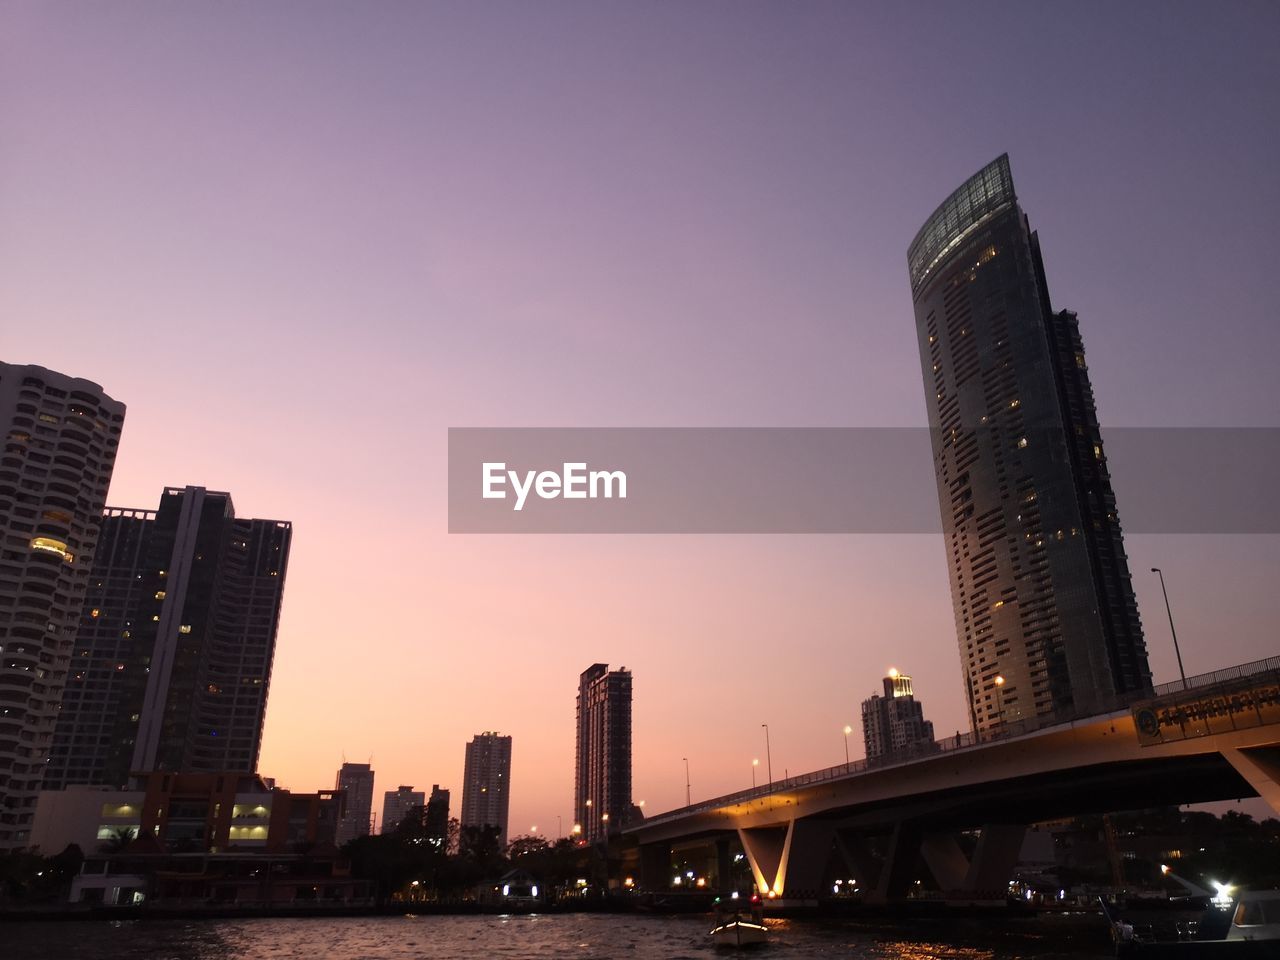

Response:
(574, 663), (632, 845)
(334, 762), (375, 844)
(460, 732), (511, 848)
(45, 486), (291, 788)
(861, 669), (936, 762)
(907, 155), (1150, 734)
(380, 784), (424, 835)
(0, 363), (126, 849)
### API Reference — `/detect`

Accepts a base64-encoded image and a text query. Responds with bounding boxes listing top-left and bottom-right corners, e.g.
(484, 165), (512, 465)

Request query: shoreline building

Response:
(380, 785), (424, 835)
(460, 732), (511, 849)
(574, 663), (632, 845)
(861, 668), (936, 762)
(335, 762), (375, 844)
(0, 363), (125, 849)
(45, 487), (291, 789)
(906, 155), (1150, 734)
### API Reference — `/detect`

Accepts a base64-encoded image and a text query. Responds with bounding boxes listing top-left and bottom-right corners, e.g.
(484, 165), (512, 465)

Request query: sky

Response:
(3, 1), (1278, 833)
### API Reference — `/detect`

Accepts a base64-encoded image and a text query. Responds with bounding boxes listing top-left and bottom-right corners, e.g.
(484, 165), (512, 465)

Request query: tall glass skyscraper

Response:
(907, 155), (1150, 734)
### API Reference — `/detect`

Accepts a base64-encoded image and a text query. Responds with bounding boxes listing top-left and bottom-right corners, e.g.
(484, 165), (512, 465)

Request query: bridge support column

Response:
(920, 832), (970, 891)
(1222, 746), (1280, 816)
(737, 824), (792, 897)
(780, 821), (834, 900)
(835, 829), (883, 892)
(716, 836), (733, 894)
(964, 823), (1025, 897)
(874, 820), (923, 902)
(639, 842), (671, 891)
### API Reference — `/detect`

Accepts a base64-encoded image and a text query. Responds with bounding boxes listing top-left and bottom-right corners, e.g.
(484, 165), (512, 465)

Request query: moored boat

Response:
(1102, 889), (1280, 958)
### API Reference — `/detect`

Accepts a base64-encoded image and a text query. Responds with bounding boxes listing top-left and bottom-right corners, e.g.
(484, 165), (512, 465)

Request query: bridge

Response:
(624, 658), (1280, 903)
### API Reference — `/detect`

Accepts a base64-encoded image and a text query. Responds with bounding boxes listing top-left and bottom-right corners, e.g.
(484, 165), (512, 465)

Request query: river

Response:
(3, 912), (1113, 959)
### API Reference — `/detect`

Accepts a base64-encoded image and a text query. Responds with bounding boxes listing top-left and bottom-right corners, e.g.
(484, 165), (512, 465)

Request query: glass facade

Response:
(908, 156), (1150, 734)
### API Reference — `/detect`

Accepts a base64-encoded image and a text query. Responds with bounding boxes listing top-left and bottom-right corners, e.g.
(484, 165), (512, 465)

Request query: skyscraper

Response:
(0, 363), (125, 849)
(861, 669), (936, 762)
(460, 732), (511, 848)
(907, 154), (1150, 734)
(45, 487), (291, 788)
(574, 663), (632, 845)
(335, 762), (375, 844)
(380, 784), (424, 835)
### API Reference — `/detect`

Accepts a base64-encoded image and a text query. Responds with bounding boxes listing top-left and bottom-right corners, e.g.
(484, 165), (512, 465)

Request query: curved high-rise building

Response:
(907, 156), (1150, 735)
(0, 363), (125, 849)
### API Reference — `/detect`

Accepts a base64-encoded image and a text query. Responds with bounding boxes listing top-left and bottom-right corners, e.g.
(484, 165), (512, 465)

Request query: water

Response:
(2, 913), (1110, 960)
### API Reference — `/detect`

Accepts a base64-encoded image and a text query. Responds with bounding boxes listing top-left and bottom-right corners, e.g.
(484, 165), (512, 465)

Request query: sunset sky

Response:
(3, 1), (1278, 833)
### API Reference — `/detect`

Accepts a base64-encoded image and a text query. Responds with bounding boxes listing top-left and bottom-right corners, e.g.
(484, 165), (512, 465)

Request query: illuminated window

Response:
(30, 536), (71, 560)
(155, 590), (166, 600)
(1016, 437), (1028, 449)
(179, 625), (192, 634)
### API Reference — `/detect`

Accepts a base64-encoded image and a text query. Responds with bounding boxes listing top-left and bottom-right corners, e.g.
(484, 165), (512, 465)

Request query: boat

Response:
(710, 894), (769, 948)
(1101, 889), (1280, 957)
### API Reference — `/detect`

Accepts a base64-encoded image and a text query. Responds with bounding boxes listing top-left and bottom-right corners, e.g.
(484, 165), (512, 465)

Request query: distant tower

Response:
(0, 363), (125, 850)
(861, 669), (936, 762)
(335, 762), (375, 844)
(381, 785), (425, 834)
(46, 486), (291, 788)
(907, 154), (1150, 734)
(460, 732), (512, 848)
(574, 663), (632, 845)
(425, 784), (450, 849)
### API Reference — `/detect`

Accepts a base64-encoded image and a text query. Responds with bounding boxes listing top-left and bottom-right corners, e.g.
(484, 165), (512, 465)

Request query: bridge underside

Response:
(629, 720), (1280, 902)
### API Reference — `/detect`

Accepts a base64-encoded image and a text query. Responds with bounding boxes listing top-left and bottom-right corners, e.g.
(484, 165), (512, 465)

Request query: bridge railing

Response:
(1150, 655), (1280, 698)
(631, 656), (1280, 833)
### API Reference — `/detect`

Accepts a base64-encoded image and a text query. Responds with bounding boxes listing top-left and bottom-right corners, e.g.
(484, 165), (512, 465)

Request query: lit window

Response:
(30, 536), (71, 560)
(155, 590), (166, 600)
(1016, 437), (1028, 449)
(179, 625), (192, 634)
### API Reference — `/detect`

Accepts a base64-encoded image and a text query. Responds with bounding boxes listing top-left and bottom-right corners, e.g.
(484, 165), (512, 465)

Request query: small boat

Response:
(1102, 889), (1280, 958)
(710, 894), (769, 948)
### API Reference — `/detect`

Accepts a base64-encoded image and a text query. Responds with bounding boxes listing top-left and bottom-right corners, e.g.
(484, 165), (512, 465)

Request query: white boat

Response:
(710, 895), (769, 948)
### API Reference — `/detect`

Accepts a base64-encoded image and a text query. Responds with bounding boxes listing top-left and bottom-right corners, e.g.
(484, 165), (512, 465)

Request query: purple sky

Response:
(3, 2), (1278, 830)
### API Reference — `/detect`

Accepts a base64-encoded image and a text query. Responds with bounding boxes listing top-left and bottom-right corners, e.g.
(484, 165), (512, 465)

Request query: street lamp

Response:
(752, 758), (759, 788)
(1151, 567), (1187, 685)
(761, 724), (773, 791)
(843, 725), (852, 766)
(682, 757), (691, 807)
(994, 675), (1006, 729)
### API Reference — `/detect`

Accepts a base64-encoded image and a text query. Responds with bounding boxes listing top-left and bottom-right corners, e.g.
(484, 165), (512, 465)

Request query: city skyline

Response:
(3, 2), (1279, 835)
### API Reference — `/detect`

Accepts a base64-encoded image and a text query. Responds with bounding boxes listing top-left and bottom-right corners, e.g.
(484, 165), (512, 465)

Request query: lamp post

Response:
(843, 725), (852, 766)
(994, 675), (1006, 730)
(1151, 567), (1187, 686)
(761, 724), (773, 792)
(682, 757), (691, 807)
(752, 758), (759, 788)
(557, 815), (562, 839)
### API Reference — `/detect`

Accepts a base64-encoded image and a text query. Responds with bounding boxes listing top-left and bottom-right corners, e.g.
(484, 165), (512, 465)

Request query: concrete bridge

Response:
(624, 657), (1280, 903)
